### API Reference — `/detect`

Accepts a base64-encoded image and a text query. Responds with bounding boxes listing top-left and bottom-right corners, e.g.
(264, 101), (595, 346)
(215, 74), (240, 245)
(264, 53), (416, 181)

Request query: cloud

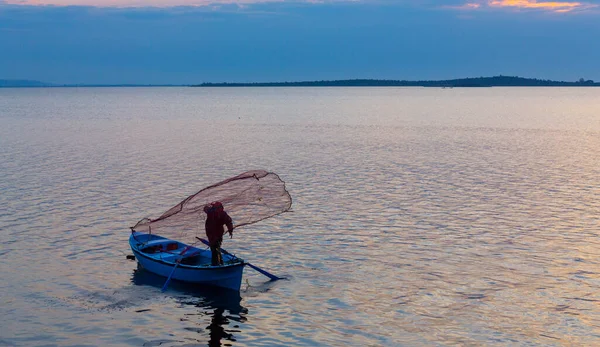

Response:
(6, 0), (596, 13)
(444, 0), (598, 12)
(2, 0), (285, 7)
(490, 0), (588, 12)
(442, 2), (482, 10)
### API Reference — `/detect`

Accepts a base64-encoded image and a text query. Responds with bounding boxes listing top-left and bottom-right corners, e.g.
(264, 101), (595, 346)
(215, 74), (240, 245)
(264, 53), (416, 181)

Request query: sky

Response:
(1, 0), (599, 84)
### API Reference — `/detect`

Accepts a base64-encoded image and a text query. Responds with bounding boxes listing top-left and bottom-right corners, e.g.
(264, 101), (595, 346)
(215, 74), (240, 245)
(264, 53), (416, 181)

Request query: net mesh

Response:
(131, 170), (292, 245)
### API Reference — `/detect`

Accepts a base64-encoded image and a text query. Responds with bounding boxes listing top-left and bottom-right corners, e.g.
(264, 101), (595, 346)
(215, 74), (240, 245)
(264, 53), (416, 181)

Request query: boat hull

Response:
(129, 232), (245, 291)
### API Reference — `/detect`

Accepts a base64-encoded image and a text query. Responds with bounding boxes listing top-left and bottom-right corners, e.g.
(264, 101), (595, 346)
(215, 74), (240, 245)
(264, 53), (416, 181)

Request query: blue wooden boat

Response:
(128, 170), (292, 291)
(129, 232), (246, 291)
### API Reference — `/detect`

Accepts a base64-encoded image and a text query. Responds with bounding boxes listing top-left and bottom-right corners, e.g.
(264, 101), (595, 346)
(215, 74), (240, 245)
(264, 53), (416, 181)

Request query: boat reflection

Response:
(131, 267), (248, 346)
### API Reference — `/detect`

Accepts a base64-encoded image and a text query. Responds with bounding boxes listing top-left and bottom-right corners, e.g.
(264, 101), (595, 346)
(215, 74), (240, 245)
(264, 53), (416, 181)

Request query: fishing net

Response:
(131, 170), (292, 245)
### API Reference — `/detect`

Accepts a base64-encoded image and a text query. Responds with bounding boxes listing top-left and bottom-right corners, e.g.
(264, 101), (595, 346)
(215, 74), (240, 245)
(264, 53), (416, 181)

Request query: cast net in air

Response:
(131, 170), (292, 246)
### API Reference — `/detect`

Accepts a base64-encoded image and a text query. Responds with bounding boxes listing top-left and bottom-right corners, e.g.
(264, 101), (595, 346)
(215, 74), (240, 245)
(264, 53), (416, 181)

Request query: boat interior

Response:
(134, 235), (242, 267)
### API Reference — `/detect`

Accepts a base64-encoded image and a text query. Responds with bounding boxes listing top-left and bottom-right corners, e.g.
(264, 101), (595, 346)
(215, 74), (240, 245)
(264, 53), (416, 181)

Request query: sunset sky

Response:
(1, 0), (598, 84)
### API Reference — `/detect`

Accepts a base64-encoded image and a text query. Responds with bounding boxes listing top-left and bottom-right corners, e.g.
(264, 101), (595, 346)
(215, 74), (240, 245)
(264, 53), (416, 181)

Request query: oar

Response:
(197, 237), (282, 281)
(161, 246), (191, 292)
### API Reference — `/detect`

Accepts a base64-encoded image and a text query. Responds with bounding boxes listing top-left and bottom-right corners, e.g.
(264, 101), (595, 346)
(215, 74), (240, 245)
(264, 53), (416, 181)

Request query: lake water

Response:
(1, 87), (599, 346)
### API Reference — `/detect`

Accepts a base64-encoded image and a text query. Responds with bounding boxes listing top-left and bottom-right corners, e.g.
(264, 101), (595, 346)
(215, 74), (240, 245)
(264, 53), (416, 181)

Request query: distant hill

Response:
(0, 79), (52, 88)
(194, 76), (599, 87)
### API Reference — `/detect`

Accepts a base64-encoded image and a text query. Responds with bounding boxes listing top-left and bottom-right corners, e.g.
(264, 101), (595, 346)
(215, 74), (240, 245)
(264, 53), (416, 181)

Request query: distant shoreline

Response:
(193, 76), (599, 88)
(1, 76), (598, 88)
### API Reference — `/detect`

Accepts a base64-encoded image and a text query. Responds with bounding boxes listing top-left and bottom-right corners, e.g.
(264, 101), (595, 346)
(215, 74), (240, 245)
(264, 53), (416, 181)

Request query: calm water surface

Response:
(1, 87), (599, 346)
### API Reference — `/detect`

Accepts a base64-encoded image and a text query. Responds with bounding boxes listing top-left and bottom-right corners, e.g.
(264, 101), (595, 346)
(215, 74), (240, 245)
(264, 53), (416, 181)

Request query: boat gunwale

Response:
(131, 247), (246, 270)
(129, 234), (246, 270)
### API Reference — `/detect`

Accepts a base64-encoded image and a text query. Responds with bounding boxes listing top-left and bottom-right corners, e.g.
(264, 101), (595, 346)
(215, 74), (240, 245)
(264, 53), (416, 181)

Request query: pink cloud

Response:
(444, 0), (597, 13)
(442, 2), (482, 10)
(5, 0), (597, 12)
(489, 0), (588, 12)
(2, 0), (284, 7)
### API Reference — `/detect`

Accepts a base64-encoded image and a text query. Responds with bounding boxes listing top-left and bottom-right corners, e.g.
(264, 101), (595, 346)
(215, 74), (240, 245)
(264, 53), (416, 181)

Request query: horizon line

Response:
(1, 75), (599, 88)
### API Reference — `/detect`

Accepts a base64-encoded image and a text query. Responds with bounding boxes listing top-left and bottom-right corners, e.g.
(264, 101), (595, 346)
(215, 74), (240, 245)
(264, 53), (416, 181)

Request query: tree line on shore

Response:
(194, 76), (598, 87)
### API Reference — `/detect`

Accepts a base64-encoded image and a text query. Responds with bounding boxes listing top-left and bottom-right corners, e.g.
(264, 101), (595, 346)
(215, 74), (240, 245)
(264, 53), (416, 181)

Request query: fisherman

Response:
(203, 201), (233, 266)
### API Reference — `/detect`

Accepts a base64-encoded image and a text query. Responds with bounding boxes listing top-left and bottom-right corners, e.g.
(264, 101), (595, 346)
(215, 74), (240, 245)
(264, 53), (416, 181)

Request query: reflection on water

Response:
(132, 267), (247, 347)
(1, 87), (600, 346)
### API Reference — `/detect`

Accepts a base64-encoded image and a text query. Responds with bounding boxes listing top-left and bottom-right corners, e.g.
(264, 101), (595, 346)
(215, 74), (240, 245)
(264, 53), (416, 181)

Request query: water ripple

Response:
(1, 87), (600, 346)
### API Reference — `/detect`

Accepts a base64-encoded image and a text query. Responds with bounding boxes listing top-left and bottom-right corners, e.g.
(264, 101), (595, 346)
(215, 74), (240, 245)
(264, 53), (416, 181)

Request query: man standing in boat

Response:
(203, 201), (234, 266)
